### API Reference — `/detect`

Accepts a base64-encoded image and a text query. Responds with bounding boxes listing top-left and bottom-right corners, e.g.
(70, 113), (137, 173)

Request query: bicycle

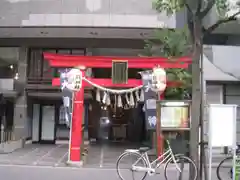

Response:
(116, 140), (198, 180)
(216, 146), (240, 180)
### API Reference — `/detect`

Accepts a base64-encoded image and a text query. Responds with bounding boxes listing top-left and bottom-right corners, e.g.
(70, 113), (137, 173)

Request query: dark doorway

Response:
(0, 97), (14, 142)
(88, 100), (147, 144)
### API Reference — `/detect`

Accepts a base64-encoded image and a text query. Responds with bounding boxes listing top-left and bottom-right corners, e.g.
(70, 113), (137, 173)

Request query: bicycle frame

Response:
(131, 146), (181, 174)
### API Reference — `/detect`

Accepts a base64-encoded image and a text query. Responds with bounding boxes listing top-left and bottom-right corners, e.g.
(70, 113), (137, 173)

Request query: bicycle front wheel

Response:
(216, 156), (233, 180)
(164, 154), (198, 180)
(116, 151), (148, 180)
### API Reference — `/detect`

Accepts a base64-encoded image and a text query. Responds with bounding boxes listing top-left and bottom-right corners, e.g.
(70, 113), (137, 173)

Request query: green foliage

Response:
(152, 0), (238, 19)
(143, 28), (191, 57)
(141, 28), (192, 99)
(152, 0), (186, 15)
(216, 0), (230, 17)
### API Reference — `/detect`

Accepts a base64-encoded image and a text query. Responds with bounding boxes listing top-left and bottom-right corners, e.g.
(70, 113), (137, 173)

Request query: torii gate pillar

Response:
(68, 70), (85, 163)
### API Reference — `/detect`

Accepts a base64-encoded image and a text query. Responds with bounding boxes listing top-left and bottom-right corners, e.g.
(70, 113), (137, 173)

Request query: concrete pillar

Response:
(13, 47), (28, 142)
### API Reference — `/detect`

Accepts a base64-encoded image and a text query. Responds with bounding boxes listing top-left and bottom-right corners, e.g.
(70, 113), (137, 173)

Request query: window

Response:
(28, 48), (86, 79)
(206, 85), (223, 104)
(0, 47), (19, 78)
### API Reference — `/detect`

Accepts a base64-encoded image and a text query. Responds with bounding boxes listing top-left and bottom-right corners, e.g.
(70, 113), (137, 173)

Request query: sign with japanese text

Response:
(157, 101), (190, 129)
(60, 68), (73, 127)
(141, 71), (158, 130)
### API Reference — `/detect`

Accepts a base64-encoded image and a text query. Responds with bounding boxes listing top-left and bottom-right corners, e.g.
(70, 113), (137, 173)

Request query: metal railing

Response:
(0, 127), (15, 144)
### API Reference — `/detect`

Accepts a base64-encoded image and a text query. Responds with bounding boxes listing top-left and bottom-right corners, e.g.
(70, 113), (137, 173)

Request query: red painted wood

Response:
(69, 71), (85, 162)
(157, 93), (165, 158)
(52, 78), (181, 87)
(43, 53), (191, 68)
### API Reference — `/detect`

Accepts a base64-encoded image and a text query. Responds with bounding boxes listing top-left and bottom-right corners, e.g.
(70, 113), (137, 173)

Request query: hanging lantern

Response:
(65, 68), (83, 91)
(151, 66), (167, 93)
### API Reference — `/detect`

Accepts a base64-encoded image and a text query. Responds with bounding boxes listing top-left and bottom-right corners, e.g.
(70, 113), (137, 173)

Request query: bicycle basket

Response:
(165, 139), (188, 155)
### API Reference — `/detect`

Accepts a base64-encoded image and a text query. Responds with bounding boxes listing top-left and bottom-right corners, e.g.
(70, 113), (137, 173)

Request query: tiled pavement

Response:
(0, 142), (146, 168)
(83, 143), (231, 179)
(0, 144), (69, 167)
(0, 142), (231, 179)
(84, 142), (141, 168)
(0, 142), (232, 173)
(84, 142), (231, 168)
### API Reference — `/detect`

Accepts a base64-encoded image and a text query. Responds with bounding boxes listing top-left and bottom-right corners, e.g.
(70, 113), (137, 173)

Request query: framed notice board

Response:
(157, 100), (191, 130)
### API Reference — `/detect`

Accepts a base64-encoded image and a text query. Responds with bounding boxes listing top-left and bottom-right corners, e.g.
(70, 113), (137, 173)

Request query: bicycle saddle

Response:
(139, 147), (150, 153)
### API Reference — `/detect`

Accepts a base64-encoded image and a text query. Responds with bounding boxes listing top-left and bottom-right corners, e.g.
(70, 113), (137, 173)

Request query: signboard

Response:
(157, 101), (190, 129)
(209, 104), (236, 147)
(141, 71), (158, 130)
(208, 104), (237, 180)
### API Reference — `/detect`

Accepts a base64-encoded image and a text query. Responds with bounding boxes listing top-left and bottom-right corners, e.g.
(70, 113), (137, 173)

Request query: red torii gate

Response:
(43, 52), (191, 164)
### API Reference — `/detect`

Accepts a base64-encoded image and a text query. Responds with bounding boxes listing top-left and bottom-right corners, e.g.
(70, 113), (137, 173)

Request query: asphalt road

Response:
(0, 164), (222, 180)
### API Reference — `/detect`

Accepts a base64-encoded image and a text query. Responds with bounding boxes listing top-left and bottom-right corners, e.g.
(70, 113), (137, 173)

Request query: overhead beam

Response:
(44, 53), (191, 69)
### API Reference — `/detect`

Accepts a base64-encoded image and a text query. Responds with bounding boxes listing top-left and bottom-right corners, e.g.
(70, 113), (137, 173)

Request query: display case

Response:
(156, 100), (191, 156)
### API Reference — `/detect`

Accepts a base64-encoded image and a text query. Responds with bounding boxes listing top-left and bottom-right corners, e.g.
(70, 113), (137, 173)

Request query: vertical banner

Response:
(59, 69), (73, 127)
(141, 71), (158, 130)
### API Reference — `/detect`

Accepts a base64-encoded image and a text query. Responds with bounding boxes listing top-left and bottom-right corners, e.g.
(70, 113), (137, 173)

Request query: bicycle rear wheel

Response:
(116, 151), (147, 180)
(216, 156), (233, 180)
(164, 154), (198, 180)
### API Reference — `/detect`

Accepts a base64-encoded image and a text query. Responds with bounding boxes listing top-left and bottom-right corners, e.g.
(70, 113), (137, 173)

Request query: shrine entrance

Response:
(43, 52), (191, 166)
(87, 97), (146, 142)
(85, 92), (147, 168)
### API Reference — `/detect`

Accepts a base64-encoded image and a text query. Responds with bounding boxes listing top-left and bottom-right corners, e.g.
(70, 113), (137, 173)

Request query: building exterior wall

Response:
(0, 0), (186, 29)
(225, 84), (240, 142)
(227, 36), (240, 45)
(13, 47), (28, 141)
(210, 45), (240, 79)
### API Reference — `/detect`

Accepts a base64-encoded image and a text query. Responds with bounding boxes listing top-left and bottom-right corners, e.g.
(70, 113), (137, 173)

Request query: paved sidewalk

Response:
(84, 143), (229, 168)
(0, 143), (231, 179)
(0, 144), (68, 167)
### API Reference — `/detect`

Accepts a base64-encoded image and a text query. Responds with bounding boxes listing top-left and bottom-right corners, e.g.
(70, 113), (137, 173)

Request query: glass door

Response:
(41, 106), (55, 143)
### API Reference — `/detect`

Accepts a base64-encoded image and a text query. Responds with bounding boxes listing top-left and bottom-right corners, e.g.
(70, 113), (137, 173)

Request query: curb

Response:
(66, 160), (83, 168)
